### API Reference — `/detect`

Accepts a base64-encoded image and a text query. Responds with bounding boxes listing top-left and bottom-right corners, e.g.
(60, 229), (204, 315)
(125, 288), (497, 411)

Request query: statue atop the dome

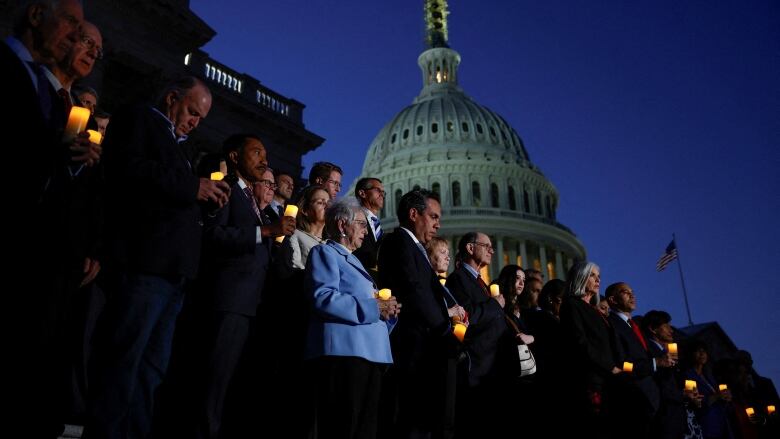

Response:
(425, 0), (450, 48)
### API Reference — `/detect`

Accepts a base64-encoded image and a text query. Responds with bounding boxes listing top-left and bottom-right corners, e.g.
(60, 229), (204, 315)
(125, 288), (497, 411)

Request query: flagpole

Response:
(673, 233), (694, 326)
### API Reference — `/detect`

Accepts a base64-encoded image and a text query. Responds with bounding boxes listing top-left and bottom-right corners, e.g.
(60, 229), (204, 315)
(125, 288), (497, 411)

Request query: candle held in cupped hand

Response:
(489, 284), (500, 297)
(746, 407), (755, 416)
(275, 205), (300, 242)
(453, 323), (467, 342)
(63, 106), (91, 143)
(622, 362), (634, 373)
(86, 129), (102, 145)
(376, 289), (391, 300)
(684, 380), (697, 391)
(719, 384), (728, 391)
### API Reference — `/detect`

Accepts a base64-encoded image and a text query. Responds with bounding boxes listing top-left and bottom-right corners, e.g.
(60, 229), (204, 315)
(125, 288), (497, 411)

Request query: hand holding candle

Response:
(667, 343), (678, 357)
(746, 407), (755, 416)
(210, 171), (225, 181)
(86, 129), (102, 145)
(275, 205), (299, 242)
(489, 284), (500, 297)
(719, 384), (728, 392)
(376, 288), (391, 300)
(63, 106), (91, 143)
(685, 380), (697, 392)
(768, 405), (776, 415)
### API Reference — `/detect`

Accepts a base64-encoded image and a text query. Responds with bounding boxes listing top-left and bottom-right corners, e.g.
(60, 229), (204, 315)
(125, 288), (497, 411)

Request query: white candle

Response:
(489, 284), (500, 297)
(376, 289), (391, 300)
(210, 171), (224, 181)
(86, 129), (102, 145)
(623, 361), (634, 373)
(275, 205), (300, 242)
(63, 106), (90, 143)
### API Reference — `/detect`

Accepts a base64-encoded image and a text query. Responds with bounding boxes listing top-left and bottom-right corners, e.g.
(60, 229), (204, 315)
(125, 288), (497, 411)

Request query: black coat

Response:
(609, 312), (662, 414)
(352, 212), (381, 282)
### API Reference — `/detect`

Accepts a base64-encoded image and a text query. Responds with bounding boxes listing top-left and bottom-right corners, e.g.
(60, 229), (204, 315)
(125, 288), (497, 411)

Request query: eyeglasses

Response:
(325, 179), (342, 189)
(470, 241), (494, 252)
(353, 219), (368, 229)
(79, 35), (104, 60)
(366, 187), (386, 196)
(257, 179), (277, 189)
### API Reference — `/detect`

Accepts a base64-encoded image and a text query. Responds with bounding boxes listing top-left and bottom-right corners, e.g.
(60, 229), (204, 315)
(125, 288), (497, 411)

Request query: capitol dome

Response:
(356, 0), (585, 280)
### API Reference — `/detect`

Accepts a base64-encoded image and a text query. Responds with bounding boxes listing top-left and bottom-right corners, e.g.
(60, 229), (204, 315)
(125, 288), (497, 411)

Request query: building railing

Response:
(444, 207), (576, 235)
(184, 50), (304, 125)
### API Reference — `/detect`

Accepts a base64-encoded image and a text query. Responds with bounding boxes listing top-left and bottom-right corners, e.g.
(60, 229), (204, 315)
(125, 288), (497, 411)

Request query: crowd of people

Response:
(3, 1), (778, 439)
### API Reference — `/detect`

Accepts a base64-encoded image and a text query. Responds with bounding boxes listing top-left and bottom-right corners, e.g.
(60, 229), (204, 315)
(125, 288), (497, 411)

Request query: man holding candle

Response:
(85, 76), (229, 439)
(187, 133), (294, 439)
(605, 282), (663, 438)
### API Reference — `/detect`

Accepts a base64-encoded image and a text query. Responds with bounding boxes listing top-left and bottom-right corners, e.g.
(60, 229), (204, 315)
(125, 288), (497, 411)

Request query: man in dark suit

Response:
(605, 282), (666, 438)
(353, 177), (385, 281)
(378, 189), (461, 439)
(192, 134), (295, 439)
(642, 310), (687, 439)
(446, 232), (508, 437)
(85, 77), (231, 439)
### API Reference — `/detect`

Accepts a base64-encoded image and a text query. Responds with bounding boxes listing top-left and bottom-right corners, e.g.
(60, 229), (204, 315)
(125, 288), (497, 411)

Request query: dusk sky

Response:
(189, 1), (780, 384)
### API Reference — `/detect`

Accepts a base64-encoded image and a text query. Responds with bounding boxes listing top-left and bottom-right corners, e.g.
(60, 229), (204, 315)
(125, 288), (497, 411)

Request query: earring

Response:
(340, 233), (347, 238)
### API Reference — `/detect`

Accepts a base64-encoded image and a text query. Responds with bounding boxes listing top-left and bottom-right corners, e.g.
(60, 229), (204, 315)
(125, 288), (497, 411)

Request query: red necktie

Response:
(477, 276), (490, 297)
(628, 318), (648, 351)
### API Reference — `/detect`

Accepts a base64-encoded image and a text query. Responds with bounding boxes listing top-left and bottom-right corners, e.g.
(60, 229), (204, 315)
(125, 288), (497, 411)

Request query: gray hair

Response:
(566, 261), (599, 301)
(324, 197), (361, 240)
(155, 76), (211, 109)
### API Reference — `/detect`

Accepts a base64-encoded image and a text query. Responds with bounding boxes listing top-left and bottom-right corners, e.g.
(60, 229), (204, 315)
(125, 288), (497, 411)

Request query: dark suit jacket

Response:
(199, 182), (271, 317)
(101, 105), (202, 279)
(263, 204), (281, 223)
(446, 265), (507, 386)
(352, 210), (381, 281)
(648, 341), (687, 439)
(609, 312), (661, 414)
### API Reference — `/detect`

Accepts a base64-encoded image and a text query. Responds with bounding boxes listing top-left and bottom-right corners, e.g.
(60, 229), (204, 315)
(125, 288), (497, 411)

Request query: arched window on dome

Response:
(536, 191), (543, 215)
(546, 196), (553, 219)
(508, 185), (517, 210)
(432, 182), (441, 197)
(472, 181), (481, 207)
(490, 183), (499, 208)
(462, 122), (469, 132)
(395, 189), (403, 211)
(403, 129), (409, 139)
(431, 122), (439, 133)
(476, 123), (484, 134)
(523, 189), (531, 213)
(452, 181), (461, 207)
(416, 125), (423, 136)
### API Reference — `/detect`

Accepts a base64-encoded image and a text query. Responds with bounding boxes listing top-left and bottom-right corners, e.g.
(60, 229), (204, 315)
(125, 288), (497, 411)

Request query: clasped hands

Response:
(377, 296), (401, 321)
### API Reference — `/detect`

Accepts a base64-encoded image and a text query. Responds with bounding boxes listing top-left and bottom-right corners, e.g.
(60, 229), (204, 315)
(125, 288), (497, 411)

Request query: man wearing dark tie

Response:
(353, 177), (385, 281)
(378, 189), (461, 439)
(267, 170), (294, 221)
(191, 134), (294, 439)
(605, 282), (665, 438)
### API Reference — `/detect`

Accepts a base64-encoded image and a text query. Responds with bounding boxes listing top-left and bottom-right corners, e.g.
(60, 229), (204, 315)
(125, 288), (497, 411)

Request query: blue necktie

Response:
(371, 215), (383, 240)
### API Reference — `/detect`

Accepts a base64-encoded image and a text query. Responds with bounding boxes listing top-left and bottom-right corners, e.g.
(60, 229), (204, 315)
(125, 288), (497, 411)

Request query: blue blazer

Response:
(304, 240), (395, 364)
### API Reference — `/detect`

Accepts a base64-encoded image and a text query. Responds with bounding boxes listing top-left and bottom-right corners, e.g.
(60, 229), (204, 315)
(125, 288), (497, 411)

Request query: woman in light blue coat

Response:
(304, 197), (400, 439)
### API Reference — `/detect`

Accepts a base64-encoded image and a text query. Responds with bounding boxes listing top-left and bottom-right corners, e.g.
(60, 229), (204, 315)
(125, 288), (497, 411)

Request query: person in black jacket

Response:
(352, 177), (385, 282)
(85, 77), (230, 439)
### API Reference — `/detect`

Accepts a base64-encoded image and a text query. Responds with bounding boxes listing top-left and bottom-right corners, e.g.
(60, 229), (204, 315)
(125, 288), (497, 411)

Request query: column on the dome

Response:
(519, 240), (529, 270)
(539, 244), (548, 282)
(555, 250), (564, 280)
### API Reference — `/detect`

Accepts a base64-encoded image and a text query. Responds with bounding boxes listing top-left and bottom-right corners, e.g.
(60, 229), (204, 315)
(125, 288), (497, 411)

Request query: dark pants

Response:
(85, 273), (185, 439)
(314, 356), (384, 439)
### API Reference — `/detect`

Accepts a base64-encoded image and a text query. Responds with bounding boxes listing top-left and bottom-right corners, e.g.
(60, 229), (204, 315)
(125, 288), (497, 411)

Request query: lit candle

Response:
(667, 343), (678, 355)
(86, 129), (102, 145)
(684, 380), (697, 391)
(623, 361), (634, 373)
(719, 384), (728, 392)
(439, 278), (446, 286)
(453, 323), (467, 342)
(489, 284), (500, 297)
(376, 288), (391, 300)
(746, 407), (755, 416)
(210, 171), (224, 181)
(275, 205), (300, 242)
(768, 405), (776, 415)
(63, 106), (91, 143)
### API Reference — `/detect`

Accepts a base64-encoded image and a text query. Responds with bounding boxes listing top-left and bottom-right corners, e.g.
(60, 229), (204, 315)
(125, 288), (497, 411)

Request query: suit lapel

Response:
(328, 241), (375, 287)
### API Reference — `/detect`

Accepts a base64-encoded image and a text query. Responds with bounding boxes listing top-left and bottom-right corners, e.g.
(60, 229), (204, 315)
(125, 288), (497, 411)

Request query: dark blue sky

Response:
(189, 1), (780, 384)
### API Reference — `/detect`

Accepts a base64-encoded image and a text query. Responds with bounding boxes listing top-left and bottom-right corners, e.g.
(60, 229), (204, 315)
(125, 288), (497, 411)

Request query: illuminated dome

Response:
(356, 0), (585, 279)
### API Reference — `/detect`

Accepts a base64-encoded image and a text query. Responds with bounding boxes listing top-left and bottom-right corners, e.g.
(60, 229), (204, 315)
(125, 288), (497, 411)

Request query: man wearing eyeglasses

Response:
(307, 161), (342, 199)
(446, 232), (510, 437)
(353, 177), (385, 281)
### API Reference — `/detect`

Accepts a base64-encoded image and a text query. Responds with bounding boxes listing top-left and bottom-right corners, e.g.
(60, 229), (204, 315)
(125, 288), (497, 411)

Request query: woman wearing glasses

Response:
(304, 197), (400, 439)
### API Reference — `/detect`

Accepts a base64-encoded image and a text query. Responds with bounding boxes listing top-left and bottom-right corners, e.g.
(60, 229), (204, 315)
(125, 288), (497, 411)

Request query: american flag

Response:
(656, 240), (678, 272)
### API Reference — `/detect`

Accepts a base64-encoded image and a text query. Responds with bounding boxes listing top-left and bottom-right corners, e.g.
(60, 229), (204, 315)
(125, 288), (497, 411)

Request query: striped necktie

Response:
(243, 186), (264, 224)
(371, 215), (383, 240)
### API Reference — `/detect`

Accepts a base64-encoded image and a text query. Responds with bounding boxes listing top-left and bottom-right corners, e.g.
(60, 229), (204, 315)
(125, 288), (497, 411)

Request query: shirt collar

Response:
(42, 66), (65, 92)
(611, 310), (631, 324)
(400, 227), (421, 246)
(462, 263), (480, 279)
(150, 106), (188, 143)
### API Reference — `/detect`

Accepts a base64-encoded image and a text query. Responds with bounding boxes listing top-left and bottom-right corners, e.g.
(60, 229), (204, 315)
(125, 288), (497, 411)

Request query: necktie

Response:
(628, 318), (648, 351)
(27, 61), (53, 123)
(277, 204), (284, 218)
(58, 88), (73, 116)
(371, 215), (383, 240)
(243, 186), (264, 224)
(477, 275), (490, 297)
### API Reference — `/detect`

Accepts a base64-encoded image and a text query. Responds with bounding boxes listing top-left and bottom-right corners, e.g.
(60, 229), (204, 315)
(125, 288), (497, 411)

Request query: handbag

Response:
(505, 315), (537, 377)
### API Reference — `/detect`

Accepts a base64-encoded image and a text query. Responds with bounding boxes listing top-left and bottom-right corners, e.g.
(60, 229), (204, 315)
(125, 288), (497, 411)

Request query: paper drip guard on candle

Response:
(86, 129), (102, 145)
(375, 289), (391, 300)
(210, 171), (225, 181)
(684, 380), (697, 391)
(622, 362), (634, 373)
(275, 205), (300, 242)
(63, 106), (91, 143)
(489, 284), (500, 297)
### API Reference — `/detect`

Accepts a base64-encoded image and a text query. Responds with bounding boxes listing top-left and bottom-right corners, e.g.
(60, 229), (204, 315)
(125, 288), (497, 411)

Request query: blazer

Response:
(352, 209), (381, 281)
(101, 105), (202, 279)
(304, 240), (394, 364)
(199, 181), (271, 316)
(609, 312), (661, 413)
(377, 229), (456, 372)
(446, 265), (508, 386)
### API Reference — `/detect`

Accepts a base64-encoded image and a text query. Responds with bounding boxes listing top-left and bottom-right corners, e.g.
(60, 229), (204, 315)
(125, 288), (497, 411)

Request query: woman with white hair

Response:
(304, 197), (401, 439)
(559, 261), (622, 437)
